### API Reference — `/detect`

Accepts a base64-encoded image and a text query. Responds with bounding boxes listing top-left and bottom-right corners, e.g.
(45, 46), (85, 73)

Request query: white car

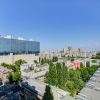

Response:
(8, 91), (13, 95)
(1, 94), (6, 98)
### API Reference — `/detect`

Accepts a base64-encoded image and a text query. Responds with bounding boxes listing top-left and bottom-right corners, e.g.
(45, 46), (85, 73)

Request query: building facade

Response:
(39, 52), (61, 60)
(0, 36), (40, 55)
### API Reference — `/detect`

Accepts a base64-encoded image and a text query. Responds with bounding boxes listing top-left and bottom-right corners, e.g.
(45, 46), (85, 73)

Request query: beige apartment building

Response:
(0, 66), (14, 84)
(39, 52), (61, 61)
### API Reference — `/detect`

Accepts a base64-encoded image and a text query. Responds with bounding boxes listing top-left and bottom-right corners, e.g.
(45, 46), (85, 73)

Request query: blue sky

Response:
(0, 0), (100, 51)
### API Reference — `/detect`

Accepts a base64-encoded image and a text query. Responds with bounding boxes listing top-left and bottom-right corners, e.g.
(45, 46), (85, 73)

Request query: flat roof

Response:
(21, 79), (70, 100)
(79, 70), (100, 100)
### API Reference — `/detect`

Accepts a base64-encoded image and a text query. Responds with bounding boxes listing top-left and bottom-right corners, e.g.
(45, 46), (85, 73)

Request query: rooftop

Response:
(0, 66), (13, 74)
(77, 68), (100, 100)
(21, 79), (70, 100)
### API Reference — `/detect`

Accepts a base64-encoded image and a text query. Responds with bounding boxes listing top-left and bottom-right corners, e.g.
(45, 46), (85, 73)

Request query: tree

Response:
(50, 60), (53, 66)
(29, 66), (34, 71)
(13, 72), (21, 83)
(45, 71), (50, 83)
(76, 67), (79, 71)
(81, 70), (90, 82)
(62, 69), (66, 88)
(55, 56), (58, 62)
(56, 63), (61, 72)
(66, 81), (75, 97)
(43, 85), (54, 100)
(80, 62), (84, 68)
(71, 58), (74, 62)
(92, 60), (97, 63)
(49, 66), (57, 86)
(34, 60), (38, 64)
(8, 72), (13, 84)
(44, 57), (47, 63)
(86, 61), (90, 67)
(8, 65), (17, 72)
(41, 58), (44, 65)
(14, 59), (27, 70)
(62, 62), (65, 69)
(1, 63), (9, 68)
(0, 79), (2, 85)
(53, 56), (58, 62)
(57, 69), (63, 88)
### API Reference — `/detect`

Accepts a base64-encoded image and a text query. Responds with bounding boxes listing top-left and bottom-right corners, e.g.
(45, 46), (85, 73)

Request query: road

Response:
(0, 85), (21, 100)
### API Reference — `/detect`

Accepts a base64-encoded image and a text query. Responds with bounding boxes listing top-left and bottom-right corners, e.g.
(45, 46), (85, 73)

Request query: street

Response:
(0, 84), (21, 100)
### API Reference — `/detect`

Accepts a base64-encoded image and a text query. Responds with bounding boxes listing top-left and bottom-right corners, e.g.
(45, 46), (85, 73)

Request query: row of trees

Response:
(41, 56), (58, 65)
(52, 56), (58, 62)
(1, 59), (27, 72)
(45, 61), (67, 90)
(41, 57), (50, 65)
(45, 60), (99, 97)
(66, 64), (99, 97)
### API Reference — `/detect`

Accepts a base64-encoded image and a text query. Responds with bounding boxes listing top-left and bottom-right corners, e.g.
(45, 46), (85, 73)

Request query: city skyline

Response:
(0, 0), (100, 51)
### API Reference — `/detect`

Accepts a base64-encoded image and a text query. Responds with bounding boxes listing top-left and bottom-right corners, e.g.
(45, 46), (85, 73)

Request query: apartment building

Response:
(39, 52), (61, 60)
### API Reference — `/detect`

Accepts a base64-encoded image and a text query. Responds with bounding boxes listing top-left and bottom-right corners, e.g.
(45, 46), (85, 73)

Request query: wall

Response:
(0, 53), (39, 65)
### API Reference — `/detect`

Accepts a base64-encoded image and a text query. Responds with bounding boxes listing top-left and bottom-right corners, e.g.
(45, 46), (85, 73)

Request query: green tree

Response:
(56, 63), (61, 72)
(13, 72), (21, 83)
(8, 65), (17, 72)
(92, 60), (97, 63)
(76, 67), (79, 71)
(55, 56), (58, 62)
(8, 72), (13, 84)
(34, 60), (38, 64)
(49, 66), (57, 86)
(50, 60), (53, 66)
(71, 58), (74, 62)
(57, 69), (63, 88)
(62, 62), (65, 69)
(29, 67), (34, 71)
(53, 56), (58, 62)
(0, 79), (2, 85)
(45, 71), (50, 83)
(44, 57), (47, 63)
(81, 70), (90, 82)
(14, 59), (27, 70)
(43, 85), (54, 100)
(41, 58), (44, 65)
(1, 63), (9, 68)
(80, 62), (84, 68)
(86, 61), (90, 67)
(62, 69), (66, 88)
(66, 81), (75, 96)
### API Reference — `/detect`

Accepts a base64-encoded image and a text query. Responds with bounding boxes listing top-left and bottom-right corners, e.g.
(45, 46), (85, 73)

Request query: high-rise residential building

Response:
(0, 35), (40, 55)
(68, 46), (72, 54)
(63, 47), (68, 54)
(78, 47), (83, 52)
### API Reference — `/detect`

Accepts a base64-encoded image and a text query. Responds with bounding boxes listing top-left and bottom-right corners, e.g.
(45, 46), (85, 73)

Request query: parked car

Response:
(8, 91), (13, 95)
(1, 94), (6, 98)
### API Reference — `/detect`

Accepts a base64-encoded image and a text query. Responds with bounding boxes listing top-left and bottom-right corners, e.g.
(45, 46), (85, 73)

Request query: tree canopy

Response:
(13, 72), (21, 83)
(14, 59), (27, 69)
(43, 85), (54, 100)
(8, 72), (13, 84)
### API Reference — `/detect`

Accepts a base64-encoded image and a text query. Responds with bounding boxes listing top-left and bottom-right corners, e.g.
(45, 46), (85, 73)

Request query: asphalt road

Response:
(0, 85), (21, 100)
